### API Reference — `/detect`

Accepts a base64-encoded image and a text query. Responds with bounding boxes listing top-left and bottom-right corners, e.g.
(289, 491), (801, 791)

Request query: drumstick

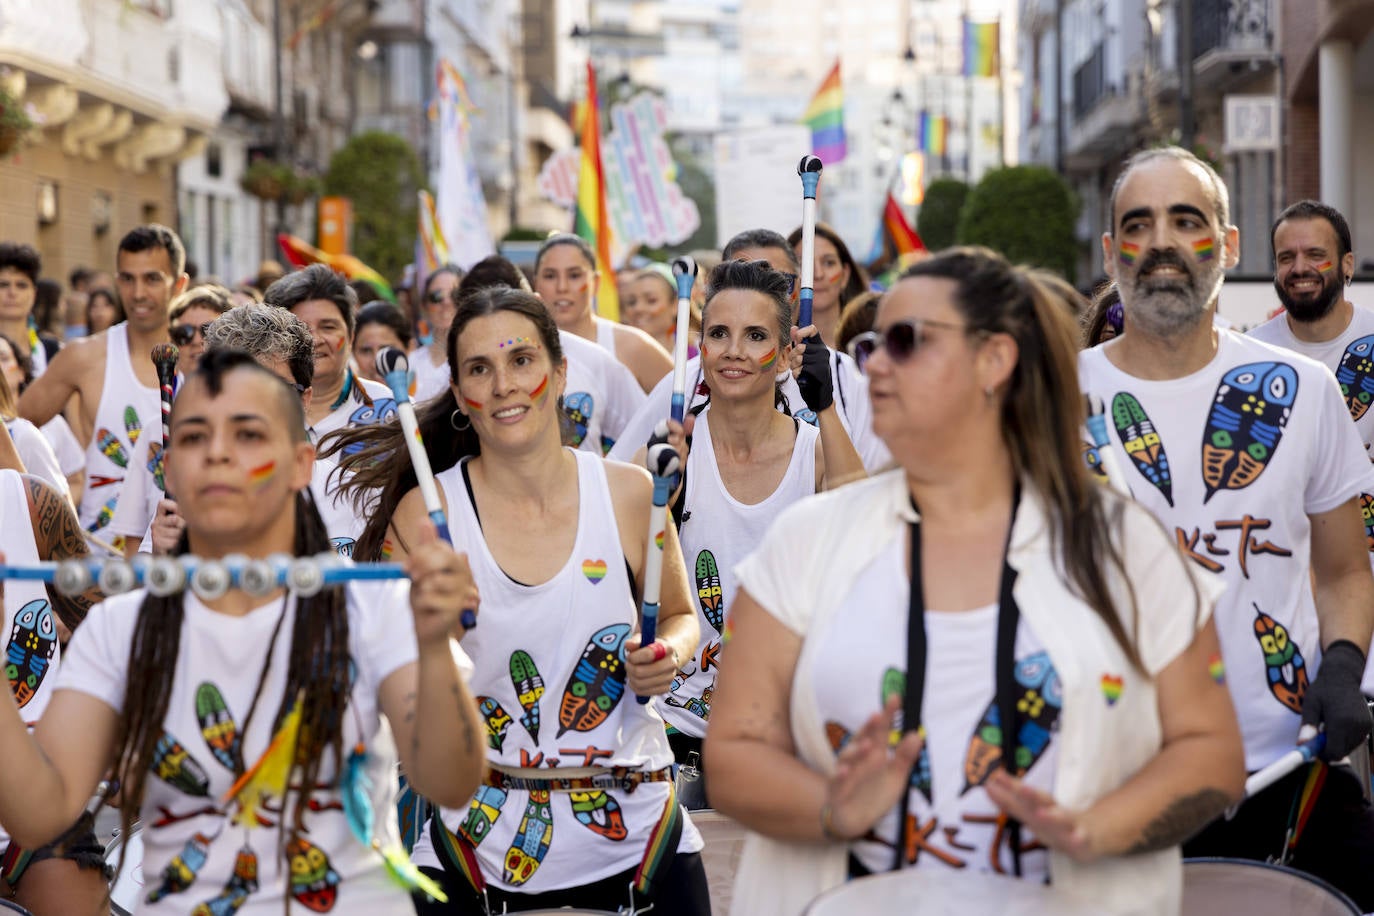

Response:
(151, 343), (179, 496)
(375, 346), (477, 630)
(1084, 395), (1132, 497)
(1243, 734), (1326, 799)
(797, 155), (824, 330)
(83, 530), (125, 557)
(669, 257), (698, 422)
(637, 427), (681, 705)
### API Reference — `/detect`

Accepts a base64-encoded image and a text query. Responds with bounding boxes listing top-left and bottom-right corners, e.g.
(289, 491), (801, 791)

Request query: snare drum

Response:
(804, 868), (1108, 915)
(1182, 857), (1360, 915)
(0, 900), (34, 914)
(104, 824), (144, 916)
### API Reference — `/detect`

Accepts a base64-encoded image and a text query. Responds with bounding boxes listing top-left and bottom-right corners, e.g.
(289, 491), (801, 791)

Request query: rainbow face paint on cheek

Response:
(1192, 238), (1215, 262)
(248, 461), (276, 488)
(1316, 260), (1336, 274)
(1118, 242), (1141, 266)
(334, 337), (346, 353)
(530, 375), (550, 406)
(463, 397), (483, 412)
(758, 347), (777, 370)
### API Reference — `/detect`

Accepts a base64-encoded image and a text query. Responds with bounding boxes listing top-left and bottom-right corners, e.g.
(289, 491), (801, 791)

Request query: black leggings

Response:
(413, 852), (712, 915)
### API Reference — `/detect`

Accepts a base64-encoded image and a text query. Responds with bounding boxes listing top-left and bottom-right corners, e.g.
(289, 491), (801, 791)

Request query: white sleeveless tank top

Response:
(79, 323), (162, 533)
(417, 448), (700, 892)
(594, 316), (617, 358)
(662, 408), (818, 737)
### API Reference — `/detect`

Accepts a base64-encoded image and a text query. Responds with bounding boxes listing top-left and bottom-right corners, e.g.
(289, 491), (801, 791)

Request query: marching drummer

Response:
(0, 348), (486, 914)
(707, 248), (1245, 915)
(331, 285), (710, 914)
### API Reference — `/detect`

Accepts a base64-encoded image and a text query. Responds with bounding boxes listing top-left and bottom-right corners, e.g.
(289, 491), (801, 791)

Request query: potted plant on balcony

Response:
(284, 171), (321, 206)
(241, 160), (293, 201)
(0, 85), (34, 158)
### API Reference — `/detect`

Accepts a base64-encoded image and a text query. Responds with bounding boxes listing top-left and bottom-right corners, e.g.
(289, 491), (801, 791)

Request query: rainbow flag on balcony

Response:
(802, 61), (846, 165)
(963, 20), (1000, 78)
(917, 112), (948, 157)
(574, 60), (619, 321)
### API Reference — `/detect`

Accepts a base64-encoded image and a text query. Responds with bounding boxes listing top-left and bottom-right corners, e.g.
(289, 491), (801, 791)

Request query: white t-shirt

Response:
(55, 580), (422, 915)
(607, 350), (891, 471)
(559, 330), (646, 455)
(410, 344), (452, 405)
(814, 537), (1058, 878)
(6, 417), (69, 500)
(662, 408), (817, 738)
(311, 373), (395, 444)
(1080, 331), (1374, 770)
(40, 415), (84, 478)
(1248, 307), (1374, 693)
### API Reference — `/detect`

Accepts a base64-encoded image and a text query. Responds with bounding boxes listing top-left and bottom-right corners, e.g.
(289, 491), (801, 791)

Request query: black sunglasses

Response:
(426, 289), (451, 304)
(169, 322), (213, 347)
(846, 317), (973, 371)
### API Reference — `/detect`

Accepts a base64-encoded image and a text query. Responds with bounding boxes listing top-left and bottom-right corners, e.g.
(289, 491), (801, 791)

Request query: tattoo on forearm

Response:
(1126, 788), (1232, 854)
(27, 478), (93, 631)
(453, 683), (477, 755)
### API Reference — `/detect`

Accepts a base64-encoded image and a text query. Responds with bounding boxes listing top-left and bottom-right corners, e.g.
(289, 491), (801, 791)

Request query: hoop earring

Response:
(450, 409), (471, 431)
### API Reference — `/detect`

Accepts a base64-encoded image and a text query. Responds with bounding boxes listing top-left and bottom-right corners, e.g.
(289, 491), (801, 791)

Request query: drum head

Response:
(0, 900), (35, 914)
(104, 825), (145, 916)
(1182, 858), (1360, 915)
(804, 869), (1108, 915)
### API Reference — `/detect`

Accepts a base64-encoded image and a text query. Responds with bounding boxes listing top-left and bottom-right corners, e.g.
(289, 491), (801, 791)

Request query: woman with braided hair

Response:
(0, 348), (486, 914)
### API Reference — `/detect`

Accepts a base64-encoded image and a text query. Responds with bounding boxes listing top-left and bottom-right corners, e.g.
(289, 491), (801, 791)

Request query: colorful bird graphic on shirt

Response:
(695, 550), (724, 635)
(5, 600), (57, 709)
(962, 652), (1063, 793)
(557, 624), (630, 736)
(1336, 334), (1374, 421)
(195, 682), (243, 772)
(477, 696), (514, 751)
(510, 650), (545, 742)
(1252, 604), (1308, 714)
(1201, 362), (1297, 503)
(1110, 392), (1173, 505)
(504, 790), (554, 886)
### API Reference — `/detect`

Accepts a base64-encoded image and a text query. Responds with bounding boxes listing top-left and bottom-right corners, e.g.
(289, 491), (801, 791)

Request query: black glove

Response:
(797, 336), (834, 413)
(1300, 639), (1372, 761)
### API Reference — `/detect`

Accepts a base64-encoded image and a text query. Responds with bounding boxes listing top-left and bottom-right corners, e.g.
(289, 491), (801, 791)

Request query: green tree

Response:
(916, 178), (970, 252)
(956, 166), (1079, 279)
(323, 132), (426, 283)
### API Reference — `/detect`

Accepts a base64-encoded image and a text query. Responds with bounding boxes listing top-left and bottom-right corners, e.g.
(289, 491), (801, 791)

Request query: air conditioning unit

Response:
(1224, 95), (1279, 153)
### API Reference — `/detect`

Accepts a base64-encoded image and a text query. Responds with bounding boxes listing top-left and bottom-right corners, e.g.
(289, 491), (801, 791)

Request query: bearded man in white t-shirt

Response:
(1078, 147), (1374, 909)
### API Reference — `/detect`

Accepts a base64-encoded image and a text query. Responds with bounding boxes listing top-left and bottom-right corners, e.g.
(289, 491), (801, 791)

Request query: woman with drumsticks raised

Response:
(330, 285), (709, 914)
(706, 247), (1246, 915)
(0, 347), (486, 914)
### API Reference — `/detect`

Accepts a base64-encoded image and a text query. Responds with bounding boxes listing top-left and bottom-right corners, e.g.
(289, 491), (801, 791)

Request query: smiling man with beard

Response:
(1079, 148), (1374, 908)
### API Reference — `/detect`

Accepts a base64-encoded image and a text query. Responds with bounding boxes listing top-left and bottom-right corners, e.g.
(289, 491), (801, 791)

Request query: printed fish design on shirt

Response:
(152, 732), (211, 797)
(86, 495), (118, 534)
(962, 652), (1063, 793)
(1201, 362), (1298, 503)
(349, 398), (398, 427)
(1362, 494), (1374, 553)
(510, 650), (545, 742)
(329, 537), (355, 558)
(503, 790), (554, 886)
(1253, 604), (1308, 714)
(195, 682), (243, 772)
(477, 696), (514, 751)
(1336, 334), (1374, 421)
(557, 624), (630, 737)
(147, 832), (212, 902)
(124, 405), (143, 447)
(191, 845), (259, 916)
(695, 550), (724, 635)
(1111, 392), (1173, 506)
(146, 441), (165, 492)
(96, 429), (129, 469)
(564, 392), (593, 447)
(569, 790), (628, 840)
(459, 785), (508, 847)
(286, 836), (341, 912)
(6, 600), (56, 709)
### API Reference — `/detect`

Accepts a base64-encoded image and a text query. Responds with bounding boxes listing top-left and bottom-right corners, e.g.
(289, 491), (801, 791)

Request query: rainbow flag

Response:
(963, 20), (1000, 78)
(276, 233), (396, 303)
(802, 61), (846, 165)
(917, 112), (948, 157)
(417, 190), (450, 273)
(883, 192), (925, 259)
(574, 61), (619, 321)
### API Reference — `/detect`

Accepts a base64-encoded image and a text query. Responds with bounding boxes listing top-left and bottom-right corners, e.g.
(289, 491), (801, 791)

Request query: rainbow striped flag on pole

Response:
(917, 112), (949, 157)
(802, 61), (846, 165)
(963, 20), (1000, 78)
(574, 61), (619, 322)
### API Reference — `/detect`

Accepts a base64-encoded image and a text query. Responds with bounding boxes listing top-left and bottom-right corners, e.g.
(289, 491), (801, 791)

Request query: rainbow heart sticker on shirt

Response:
(582, 560), (608, 584)
(1100, 674), (1124, 706)
(654, 530), (665, 550)
(1208, 652), (1226, 685)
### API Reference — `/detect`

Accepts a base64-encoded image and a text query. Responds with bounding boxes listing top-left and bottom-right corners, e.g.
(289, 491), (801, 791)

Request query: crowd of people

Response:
(0, 144), (1370, 916)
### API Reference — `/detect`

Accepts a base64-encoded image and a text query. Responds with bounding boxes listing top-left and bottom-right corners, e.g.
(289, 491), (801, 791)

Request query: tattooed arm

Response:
(24, 475), (100, 633)
(985, 617), (1245, 861)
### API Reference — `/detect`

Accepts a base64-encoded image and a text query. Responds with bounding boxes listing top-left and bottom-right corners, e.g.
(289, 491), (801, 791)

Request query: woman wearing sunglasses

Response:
(411, 266), (465, 402)
(706, 247), (1244, 915)
(167, 285), (234, 374)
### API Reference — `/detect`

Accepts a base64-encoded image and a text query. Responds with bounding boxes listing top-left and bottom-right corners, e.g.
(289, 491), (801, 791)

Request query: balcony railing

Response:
(1194, 0), (1270, 58)
(1072, 43), (1107, 120)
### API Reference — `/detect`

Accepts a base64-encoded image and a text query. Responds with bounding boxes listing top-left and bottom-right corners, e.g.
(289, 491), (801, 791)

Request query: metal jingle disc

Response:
(240, 559), (280, 598)
(145, 556), (187, 597)
(98, 560), (138, 596)
(53, 560), (94, 597)
(287, 557), (324, 596)
(191, 561), (232, 601)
